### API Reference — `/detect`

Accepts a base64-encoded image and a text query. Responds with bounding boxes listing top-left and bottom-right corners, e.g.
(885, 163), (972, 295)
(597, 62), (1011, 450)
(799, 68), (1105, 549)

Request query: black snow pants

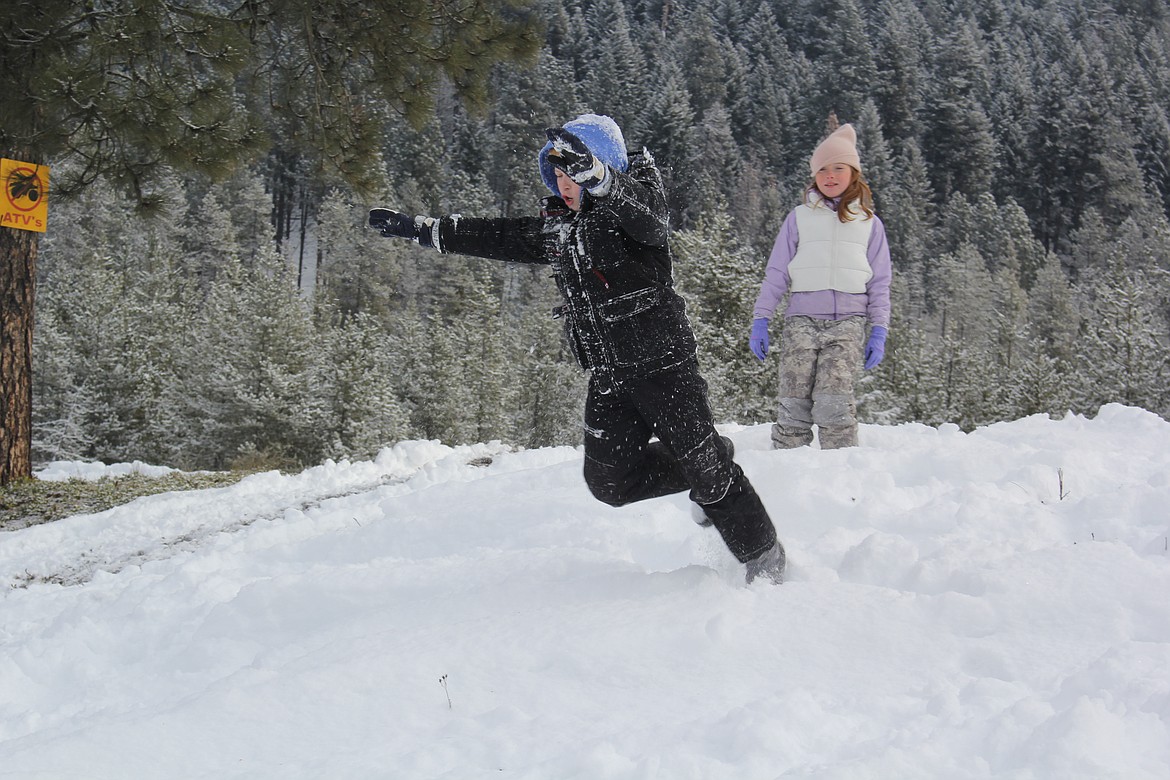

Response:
(581, 359), (778, 563)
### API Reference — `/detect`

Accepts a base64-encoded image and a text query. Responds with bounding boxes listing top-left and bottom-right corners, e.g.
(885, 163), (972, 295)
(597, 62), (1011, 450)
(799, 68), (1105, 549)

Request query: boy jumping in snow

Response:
(370, 114), (785, 584)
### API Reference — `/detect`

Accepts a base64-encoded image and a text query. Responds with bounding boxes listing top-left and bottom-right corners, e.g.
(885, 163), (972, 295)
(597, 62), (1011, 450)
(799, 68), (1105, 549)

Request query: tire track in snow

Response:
(1, 442), (509, 590)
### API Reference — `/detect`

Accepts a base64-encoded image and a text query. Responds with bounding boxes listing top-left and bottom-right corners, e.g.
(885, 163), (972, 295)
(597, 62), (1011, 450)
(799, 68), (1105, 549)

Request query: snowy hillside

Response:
(2, 405), (1169, 778)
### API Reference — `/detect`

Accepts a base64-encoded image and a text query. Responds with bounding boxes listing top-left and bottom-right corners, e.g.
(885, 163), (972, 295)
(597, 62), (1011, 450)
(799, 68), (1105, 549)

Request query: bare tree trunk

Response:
(0, 223), (37, 485)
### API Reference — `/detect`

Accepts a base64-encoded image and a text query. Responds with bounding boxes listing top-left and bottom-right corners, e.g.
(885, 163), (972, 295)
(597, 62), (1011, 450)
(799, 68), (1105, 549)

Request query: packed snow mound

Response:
(2, 405), (1169, 779)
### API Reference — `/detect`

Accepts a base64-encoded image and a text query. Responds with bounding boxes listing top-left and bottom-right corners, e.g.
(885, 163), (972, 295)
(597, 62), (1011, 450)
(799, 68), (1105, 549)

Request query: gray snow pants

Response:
(582, 359), (778, 563)
(772, 316), (865, 450)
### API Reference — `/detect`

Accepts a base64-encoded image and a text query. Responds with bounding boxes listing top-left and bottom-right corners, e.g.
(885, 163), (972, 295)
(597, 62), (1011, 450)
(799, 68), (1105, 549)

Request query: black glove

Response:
(545, 127), (606, 189)
(369, 208), (418, 240)
(369, 208), (437, 248)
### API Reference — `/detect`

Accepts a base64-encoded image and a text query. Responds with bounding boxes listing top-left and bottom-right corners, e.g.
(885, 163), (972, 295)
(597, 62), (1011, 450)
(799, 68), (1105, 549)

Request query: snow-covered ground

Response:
(2, 404), (1168, 779)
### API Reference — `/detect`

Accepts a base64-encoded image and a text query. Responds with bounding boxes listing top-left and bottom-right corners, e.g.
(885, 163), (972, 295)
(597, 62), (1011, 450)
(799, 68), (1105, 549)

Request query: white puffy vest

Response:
(789, 200), (874, 294)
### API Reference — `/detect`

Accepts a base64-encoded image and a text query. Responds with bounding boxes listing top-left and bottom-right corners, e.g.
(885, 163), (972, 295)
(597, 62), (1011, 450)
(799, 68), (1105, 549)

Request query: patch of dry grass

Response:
(0, 472), (250, 532)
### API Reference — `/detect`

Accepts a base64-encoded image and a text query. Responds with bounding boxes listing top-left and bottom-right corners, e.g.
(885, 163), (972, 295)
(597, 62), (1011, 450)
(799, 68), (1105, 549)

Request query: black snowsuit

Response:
(433, 152), (778, 563)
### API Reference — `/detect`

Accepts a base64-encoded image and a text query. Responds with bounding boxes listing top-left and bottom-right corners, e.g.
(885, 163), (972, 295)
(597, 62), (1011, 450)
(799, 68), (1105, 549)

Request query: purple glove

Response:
(749, 318), (770, 361)
(864, 326), (887, 370)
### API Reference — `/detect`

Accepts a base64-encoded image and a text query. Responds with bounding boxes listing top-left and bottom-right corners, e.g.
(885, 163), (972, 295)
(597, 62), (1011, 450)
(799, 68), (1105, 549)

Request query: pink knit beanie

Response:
(809, 124), (861, 175)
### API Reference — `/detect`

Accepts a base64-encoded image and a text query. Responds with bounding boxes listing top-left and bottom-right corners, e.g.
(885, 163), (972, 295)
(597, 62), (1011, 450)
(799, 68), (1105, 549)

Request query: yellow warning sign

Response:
(1, 158), (49, 233)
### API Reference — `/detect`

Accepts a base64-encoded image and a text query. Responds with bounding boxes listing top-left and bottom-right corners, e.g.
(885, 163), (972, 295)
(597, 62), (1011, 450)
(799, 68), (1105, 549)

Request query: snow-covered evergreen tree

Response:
(1079, 259), (1170, 416)
(318, 310), (410, 461)
(26, 0), (1170, 468)
(924, 22), (997, 200)
(673, 204), (772, 423)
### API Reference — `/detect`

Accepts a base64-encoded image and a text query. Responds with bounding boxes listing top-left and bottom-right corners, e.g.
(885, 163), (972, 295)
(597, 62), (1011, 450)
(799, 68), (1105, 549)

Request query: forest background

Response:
(28, 0), (1170, 471)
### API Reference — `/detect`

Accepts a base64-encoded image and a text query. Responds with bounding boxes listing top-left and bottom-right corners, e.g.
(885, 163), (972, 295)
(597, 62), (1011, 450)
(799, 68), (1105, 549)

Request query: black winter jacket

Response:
(434, 152), (697, 386)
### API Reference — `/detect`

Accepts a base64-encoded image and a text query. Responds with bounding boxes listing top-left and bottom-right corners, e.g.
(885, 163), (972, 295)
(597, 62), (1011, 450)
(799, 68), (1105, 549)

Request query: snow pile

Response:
(34, 460), (179, 481)
(1, 404), (1168, 778)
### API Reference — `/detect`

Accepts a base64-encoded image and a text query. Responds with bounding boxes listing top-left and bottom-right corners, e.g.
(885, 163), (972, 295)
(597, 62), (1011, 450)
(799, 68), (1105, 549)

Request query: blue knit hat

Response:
(538, 113), (629, 195)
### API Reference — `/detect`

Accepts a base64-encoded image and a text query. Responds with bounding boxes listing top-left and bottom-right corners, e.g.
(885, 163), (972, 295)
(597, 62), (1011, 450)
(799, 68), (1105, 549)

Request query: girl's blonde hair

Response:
(807, 168), (874, 223)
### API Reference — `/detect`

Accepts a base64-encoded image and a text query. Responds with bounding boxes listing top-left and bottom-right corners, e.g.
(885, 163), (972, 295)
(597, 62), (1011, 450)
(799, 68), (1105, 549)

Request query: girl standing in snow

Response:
(370, 113), (786, 584)
(749, 122), (892, 449)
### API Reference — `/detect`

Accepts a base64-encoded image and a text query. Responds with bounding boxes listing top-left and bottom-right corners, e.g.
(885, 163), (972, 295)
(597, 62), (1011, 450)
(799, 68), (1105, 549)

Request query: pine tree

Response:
(182, 181), (323, 469)
(413, 313), (476, 444)
(1131, 33), (1170, 214)
(871, 0), (929, 151)
(1080, 259), (1170, 415)
(318, 310), (410, 461)
(739, 3), (808, 172)
(730, 156), (787, 259)
(32, 177), (196, 466)
(210, 259), (310, 465)
(673, 204), (772, 423)
(882, 139), (934, 322)
(316, 189), (407, 319)
(582, 0), (647, 129)
(454, 271), (513, 444)
(871, 326), (952, 427)
(801, 0), (876, 124)
(1028, 252), (1082, 365)
(1011, 353), (1078, 419)
(921, 242), (1005, 426)
(511, 305), (586, 448)
(1027, 41), (1080, 252)
(986, 26), (1038, 209)
(684, 105), (744, 229)
(383, 114), (447, 214)
(632, 59), (696, 218)
(676, 8), (733, 119)
(924, 21), (997, 200)
(985, 247), (1033, 421)
(1001, 198), (1048, 290)
(855, 101), (894, 214)
(1065, 208), (1114, 282)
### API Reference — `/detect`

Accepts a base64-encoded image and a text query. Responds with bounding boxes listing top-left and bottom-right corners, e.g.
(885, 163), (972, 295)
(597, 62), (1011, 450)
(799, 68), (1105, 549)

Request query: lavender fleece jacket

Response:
(752, 198), (892, 329)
